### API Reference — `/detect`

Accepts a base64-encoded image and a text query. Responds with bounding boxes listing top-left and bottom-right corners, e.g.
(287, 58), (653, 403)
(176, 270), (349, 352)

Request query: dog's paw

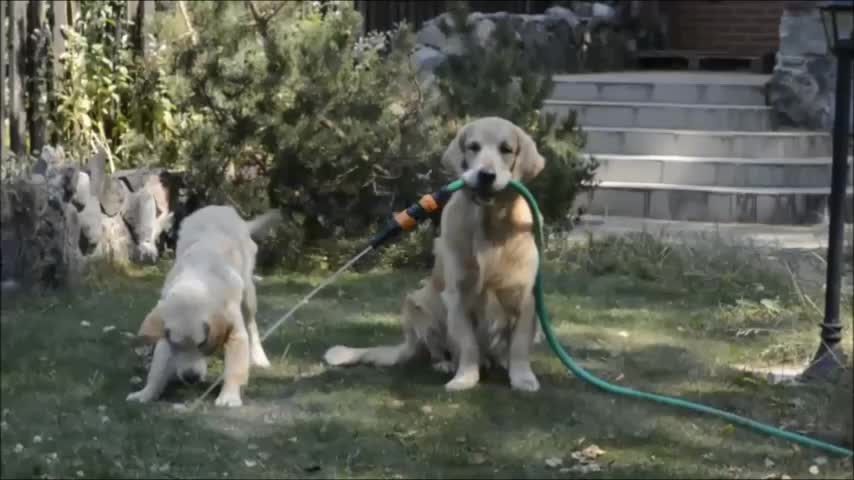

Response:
(251, 349), (272, 369)
(324, 346), (358, 366)
(126, 389), (156, 403)
(214, 391), (243, 407)
(432, 360), (456, 374)
(445, 368), (480, 391)
(510, 368), (540, 393)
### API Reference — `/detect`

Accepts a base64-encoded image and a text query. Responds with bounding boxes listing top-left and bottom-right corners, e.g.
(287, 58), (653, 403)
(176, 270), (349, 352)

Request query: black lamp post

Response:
(803, 0), (854, 380)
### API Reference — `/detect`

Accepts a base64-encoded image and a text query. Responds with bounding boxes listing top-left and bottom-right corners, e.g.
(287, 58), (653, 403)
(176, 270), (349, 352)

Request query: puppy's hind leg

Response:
(127, 339), (175, 403)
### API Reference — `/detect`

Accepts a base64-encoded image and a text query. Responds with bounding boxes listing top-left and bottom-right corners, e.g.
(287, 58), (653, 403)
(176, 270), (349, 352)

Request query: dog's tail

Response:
(324, 343), (417, 367)
(246, 209), (283, 239)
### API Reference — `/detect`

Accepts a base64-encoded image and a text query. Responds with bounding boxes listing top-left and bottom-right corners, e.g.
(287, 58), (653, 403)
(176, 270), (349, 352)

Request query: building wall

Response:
(665, 1), (786, 53)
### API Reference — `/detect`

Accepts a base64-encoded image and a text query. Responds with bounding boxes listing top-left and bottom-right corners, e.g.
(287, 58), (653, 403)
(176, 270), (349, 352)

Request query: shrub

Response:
(164, 1), (443, 270)
(432, 3), (598, 224)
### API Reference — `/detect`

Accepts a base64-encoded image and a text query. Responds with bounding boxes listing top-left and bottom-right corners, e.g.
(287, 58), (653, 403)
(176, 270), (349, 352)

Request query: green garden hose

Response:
(430, 179), (852, 457)
(508, 179), (854, 457)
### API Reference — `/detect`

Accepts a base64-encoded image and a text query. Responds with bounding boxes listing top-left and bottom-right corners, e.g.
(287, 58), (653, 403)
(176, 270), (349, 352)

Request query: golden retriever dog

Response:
(325, 117), (546, 392)
(126, 205), (281, 407)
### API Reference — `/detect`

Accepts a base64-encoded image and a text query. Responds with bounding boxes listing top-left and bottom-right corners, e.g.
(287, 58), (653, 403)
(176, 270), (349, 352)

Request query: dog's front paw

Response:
(432, 360), (456, 374)
(126, 389), (156, 403)
(509, 367), (540, 392)
(445, 368), (480, 391)
(324, 346), (358, 366)
(214, 390), (243, 407)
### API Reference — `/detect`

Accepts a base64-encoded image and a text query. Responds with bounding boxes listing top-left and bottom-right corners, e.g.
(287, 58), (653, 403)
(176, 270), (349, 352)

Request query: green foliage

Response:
(53, 0), (178, 170)
(432, 3), (598, 223)
(167, 1), (443, 269)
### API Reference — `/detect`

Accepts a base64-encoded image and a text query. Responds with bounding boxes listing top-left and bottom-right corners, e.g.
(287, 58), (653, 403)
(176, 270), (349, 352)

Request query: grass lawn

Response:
(1, 234), (852, 479)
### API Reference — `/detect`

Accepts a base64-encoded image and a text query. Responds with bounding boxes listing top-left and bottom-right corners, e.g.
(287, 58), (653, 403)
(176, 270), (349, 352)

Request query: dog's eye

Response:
(466, 142), (481, 153)
(499, 143), (513, 154)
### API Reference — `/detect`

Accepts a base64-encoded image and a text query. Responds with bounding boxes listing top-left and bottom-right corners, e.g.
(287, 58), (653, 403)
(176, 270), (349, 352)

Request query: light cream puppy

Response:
(126, 205), (281, 407)
(325, 117), (545, 392)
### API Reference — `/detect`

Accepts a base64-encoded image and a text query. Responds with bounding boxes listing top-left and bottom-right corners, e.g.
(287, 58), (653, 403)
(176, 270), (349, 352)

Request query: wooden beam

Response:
(51, 0), (67, 82)
(1, 0), (6, 161)
(9, 0), (27, 157)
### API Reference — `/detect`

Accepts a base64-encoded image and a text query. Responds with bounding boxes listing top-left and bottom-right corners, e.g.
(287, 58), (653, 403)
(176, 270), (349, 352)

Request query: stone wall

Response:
(410, 1), (653, 83)
(0, 146), (194, 292)
(767, 3), (838, 131)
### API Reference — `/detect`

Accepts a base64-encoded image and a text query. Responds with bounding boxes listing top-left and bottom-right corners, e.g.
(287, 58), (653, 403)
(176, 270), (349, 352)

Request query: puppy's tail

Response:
(246, 209), (283, 239)
(324, 343), (417, 367)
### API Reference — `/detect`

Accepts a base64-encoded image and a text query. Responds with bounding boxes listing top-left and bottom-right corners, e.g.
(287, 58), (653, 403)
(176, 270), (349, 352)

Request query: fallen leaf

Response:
(765, 458), (775, 468)
(97, 405), (107, 412)
(101, 415), (110, 424)
(814, 456), (827, 466)
(721, 424), (735, 435)
(130, 376), (142, 385)
(76, 471), (84, 477)
(615, 373), (625, 381)
(80, 321), (91, 327)
(14, 443), (23, 453)
(545, 457), (563, 468)
(781, 475), (791, 480)
(469, 452), (487, 465)
(258, 452), (271, 461)
(617, 331), (629, 338)
(809, 466), (820, 475)
(420, 405), (433, 414)
(455, 436), (467, 444)
(46, 452), (59, 463)
(288, 437), (298, 443)
(244, 459), (257, 468)
(33, 435), (43, 444)
(248, 443), (259, 451)
(102, 325), (116, 333)
(388, 399), (404, 409)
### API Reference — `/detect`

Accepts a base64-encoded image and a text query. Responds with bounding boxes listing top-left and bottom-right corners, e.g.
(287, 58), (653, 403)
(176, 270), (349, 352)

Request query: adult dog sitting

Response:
(127, 205), (281, 407)
(325, 116), (546, 392)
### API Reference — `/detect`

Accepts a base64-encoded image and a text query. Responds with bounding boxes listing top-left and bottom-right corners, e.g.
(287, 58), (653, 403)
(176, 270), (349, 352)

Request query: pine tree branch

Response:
(177, 1), (198, 47)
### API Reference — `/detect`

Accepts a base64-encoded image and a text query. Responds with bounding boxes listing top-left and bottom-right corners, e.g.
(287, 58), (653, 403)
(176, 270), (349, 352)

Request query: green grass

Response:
(1, 236), (852, 479)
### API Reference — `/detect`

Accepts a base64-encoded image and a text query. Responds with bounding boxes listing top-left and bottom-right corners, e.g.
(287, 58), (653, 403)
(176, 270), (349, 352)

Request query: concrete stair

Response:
(548, 72), (850, 225)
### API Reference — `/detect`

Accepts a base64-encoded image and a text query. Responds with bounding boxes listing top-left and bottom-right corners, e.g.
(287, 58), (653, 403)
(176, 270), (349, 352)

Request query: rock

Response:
(96, 215), (134, 262)
(570, 1), (594, 18)
(99, 178), (129, 217)
(593, 2), (617, 20)
(87, 149), (107, 198)
(473, 18), (496, 48)
(416, 21), (447, 50)
(779, 8), (828, 57)
(768, 6), (837, 130)
(412, 46), (447, 75)
(78, 198), (103, 255)
(32, 145), (65, 176)
(70, 171), (92, 211)
(121, 190), (159, 264)
(141, 174), (170, 215)
(546, 5), (581, 29)
(113, 168), (164, 193)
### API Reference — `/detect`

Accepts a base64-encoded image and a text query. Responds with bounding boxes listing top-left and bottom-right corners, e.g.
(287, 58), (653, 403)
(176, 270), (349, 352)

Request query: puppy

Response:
(325, 117), (546, 392)
(126, 205), (281, 407)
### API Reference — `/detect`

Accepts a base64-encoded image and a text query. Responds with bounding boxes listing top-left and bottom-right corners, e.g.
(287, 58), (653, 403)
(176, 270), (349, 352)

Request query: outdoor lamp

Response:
(804, 0), (854, 380)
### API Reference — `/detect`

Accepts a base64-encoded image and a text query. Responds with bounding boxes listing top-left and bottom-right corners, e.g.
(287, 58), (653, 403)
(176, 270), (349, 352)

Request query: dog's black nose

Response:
(181, 371), (200, 384)
(477, 170), (496, 187)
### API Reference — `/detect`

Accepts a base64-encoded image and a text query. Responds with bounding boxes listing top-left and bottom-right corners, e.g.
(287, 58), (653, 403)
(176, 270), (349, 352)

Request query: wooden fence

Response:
(1, 0), (151, 161)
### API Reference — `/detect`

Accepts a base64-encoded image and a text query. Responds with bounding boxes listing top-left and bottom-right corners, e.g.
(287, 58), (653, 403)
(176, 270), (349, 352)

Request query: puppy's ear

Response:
(513, 127), (545, 182)
(206, 310), (233, 348)
(441, 123), (470, 175)
(138, 307), (165, 344)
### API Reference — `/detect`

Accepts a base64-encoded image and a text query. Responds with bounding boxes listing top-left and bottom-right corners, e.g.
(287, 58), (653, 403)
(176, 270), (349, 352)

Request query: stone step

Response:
(584, 127), (831, 158)
(551, 72), (768, 106)
(591, 154), (854, 188)
(545, 100), (774, 131)
(575, 182), (854, 225)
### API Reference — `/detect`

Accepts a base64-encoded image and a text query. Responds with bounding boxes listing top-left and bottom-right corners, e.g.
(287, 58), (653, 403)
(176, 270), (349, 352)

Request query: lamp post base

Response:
(801, 343), (850, 383)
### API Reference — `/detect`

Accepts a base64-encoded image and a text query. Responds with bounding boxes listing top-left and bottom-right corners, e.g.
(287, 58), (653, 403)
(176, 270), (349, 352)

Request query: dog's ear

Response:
(138, 308), (165, 344)
(441, 123), (470, 175)
(513, 126), (545, 181)
(206, 310), (233, 349)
